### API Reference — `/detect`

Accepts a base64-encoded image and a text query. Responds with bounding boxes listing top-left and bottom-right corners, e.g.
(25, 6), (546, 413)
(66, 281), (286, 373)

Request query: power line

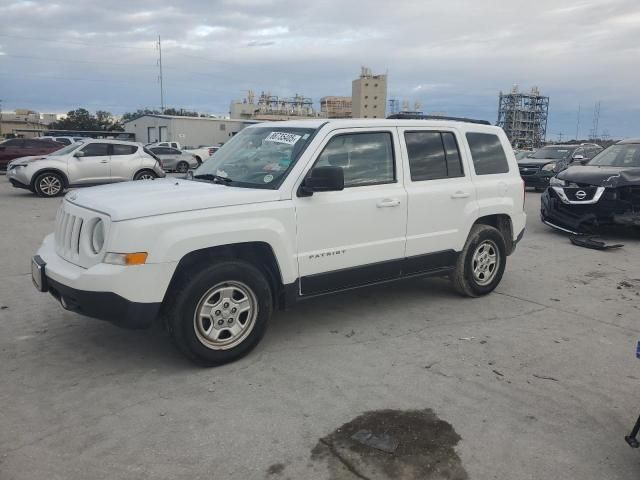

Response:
(0, 33), (154, 50)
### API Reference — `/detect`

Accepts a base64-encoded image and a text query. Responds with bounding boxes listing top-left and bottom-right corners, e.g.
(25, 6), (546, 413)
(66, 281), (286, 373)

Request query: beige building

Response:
(123, 114), (259, 146)
(0, 109), (57, 138)
(320, 96), (352, 118)
(351, 67), (387, 119)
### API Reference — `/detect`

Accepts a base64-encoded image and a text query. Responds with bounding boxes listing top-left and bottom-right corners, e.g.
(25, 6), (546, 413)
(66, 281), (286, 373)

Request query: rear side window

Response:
(405, 131), (464, 181)
(112, 144), (138, 155)
(81, 143), (110, 157)
(4, 139), (23, 147)
(315, 132), (395, 187)
(466, 132), (510, 175)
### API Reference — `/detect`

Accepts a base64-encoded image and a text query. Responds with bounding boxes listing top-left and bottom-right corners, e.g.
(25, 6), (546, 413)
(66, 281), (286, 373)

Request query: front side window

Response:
(3, 139), (23, 147)
(194, 127), (316, 189)
(314, 132), (395, 187)
(112, 144), (138, 155)
(405, 131), (464, 181)
(466, 133), (510, 175)
(81, 143), (110, 157)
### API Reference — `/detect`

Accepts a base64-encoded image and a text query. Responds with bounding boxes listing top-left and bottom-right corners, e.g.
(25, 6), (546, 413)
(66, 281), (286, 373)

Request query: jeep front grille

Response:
(54, 209), (83, 261)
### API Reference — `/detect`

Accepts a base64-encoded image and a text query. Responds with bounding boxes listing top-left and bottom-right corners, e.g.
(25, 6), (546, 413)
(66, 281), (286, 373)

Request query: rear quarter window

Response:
(466, 132), (510, 175)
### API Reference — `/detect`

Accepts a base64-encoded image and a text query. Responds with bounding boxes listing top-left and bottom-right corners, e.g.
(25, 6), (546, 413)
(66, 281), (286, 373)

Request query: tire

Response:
(176, 161), (189, 173)
(134, 170), (157, 181)
(450, 224), (507, 297)
(165, 260), (273, 366)
(33, 172), (65, 197)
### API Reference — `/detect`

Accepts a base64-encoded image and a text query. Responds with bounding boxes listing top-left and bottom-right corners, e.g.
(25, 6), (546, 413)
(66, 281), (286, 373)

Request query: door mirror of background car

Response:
(579, 158), (590, 165)
(299, 166), (345, 197)
(73, 150), (85, 158)
(573, 154), (584, 161)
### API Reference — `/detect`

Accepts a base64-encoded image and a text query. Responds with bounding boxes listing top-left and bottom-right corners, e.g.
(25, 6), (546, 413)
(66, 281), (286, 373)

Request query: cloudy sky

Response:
(1, 0), (638, 139)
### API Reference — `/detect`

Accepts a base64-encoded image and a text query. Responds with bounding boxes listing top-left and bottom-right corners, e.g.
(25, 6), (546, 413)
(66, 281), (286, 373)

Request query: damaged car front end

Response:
(541, 139), (640, 234)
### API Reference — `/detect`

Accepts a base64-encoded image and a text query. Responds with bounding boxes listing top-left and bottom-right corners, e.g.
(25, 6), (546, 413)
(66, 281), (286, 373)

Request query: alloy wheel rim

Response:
(471, 240), (499, 286)
(139, 173), (154, 180)
(40, 176), (61, 196)
(193, 281), (258, 350)
(177, 163), (188, 173)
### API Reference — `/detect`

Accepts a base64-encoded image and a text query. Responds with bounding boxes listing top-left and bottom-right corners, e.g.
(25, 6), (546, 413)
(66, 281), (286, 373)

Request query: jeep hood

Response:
(557, 165), (640, 187)
(65, 178), (281, 221)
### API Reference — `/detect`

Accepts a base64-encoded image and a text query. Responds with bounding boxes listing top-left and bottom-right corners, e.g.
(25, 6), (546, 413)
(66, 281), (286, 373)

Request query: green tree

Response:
(49, 108), (123, 131)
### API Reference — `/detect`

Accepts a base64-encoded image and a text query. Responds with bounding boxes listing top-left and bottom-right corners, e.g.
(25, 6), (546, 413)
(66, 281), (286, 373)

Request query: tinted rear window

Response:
(466, 133), (509, 175)
(112, 144), (138, 155)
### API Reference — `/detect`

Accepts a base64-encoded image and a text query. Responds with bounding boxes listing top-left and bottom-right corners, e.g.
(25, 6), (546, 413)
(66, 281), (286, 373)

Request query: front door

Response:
(69, 142), (111, 185)
(399, 128), (477, 262)
(294, 129), (407, 295)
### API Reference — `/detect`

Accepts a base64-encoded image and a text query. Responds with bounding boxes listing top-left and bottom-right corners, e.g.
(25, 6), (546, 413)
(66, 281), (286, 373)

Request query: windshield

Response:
(194, 126), (316, 188)
(588, 144), (640, 167)
(530, 146), (574, 160)
(49, 143), (82, 156)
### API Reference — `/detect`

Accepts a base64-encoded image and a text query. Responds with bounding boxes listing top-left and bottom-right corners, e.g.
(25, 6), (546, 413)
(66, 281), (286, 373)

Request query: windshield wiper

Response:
(193, 173), (233, 185)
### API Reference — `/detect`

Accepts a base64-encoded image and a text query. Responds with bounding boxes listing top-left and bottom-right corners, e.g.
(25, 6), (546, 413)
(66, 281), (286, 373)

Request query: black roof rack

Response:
(386, 113), (491, 125)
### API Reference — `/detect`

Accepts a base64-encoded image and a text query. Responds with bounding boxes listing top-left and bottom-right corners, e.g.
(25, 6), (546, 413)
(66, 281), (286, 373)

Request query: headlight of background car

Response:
(91, 219), (105, 254)
(549, 176), (566, 187)
(542, 162), (557, 172)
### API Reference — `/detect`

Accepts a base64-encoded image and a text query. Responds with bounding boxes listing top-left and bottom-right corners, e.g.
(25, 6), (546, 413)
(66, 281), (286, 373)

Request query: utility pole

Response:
(557, 132), (564, 143)
(0, 99), (3, 138)
(157, 35), (165, 113)
(575, 104), (581, 140)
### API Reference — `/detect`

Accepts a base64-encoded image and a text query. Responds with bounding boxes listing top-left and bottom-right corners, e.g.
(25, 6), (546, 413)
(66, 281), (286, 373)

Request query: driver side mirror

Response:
(73, 150), (85, 158)
(572, 154), (584, 162)
(579, 158), (590, 166)
(299, 166), (344, 197)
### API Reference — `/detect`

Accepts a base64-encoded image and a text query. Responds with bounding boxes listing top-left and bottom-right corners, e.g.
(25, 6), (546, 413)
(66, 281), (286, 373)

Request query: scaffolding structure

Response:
(320, 96), (352, 118)
(254, 91), (315, 116)
(497, 86), (549, 149)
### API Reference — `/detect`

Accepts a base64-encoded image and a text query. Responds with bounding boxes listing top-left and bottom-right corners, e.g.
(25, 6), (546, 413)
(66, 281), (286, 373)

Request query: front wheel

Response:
(165, 260), (273, 365)
(134, 170), (157, 181)
(450, 224), (507, 297)
(34, 172), (65, 197)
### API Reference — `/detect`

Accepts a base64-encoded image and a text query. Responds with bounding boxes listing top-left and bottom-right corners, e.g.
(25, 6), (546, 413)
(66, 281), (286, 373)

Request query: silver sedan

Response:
(148, 147), (200, 173)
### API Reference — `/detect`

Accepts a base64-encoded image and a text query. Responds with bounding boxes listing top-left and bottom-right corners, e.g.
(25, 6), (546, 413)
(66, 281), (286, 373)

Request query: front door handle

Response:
(451, 191), (470, 199)
(377, 198), (401, 208)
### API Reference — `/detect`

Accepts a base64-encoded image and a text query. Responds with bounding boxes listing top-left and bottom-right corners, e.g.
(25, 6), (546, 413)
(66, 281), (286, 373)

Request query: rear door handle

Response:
(451, 191), (470, 199)
(377, 198), (401, 208)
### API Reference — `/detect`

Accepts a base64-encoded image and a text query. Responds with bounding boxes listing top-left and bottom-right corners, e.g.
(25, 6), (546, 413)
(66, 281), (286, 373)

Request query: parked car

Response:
(541, 138), (640, 233)
(147, 146), (199, 173)
(518, 143), (603, 191)
(7, 139), (165, 197)
(514, 149), (535, 160)
(0, 138), (64, 171)
(184, 145), (220, 163)
(39, 136), (85, 146)
(31, 118), (526, 365)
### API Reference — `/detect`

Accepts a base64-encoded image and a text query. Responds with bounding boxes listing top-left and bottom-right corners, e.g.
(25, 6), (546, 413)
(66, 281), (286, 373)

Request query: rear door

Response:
(109, 144), (141, 181)
(399, 127), (477, 261)
(69, 142), (111, 185)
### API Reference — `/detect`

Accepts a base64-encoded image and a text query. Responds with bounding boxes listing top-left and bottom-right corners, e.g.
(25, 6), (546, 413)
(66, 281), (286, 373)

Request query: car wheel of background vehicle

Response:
(165, 260), (273, 366)
(176, 161), (189, 173)
(34, 172), (64, 197)
(133, 170), (157, 181)
(450, 224), (507, 297)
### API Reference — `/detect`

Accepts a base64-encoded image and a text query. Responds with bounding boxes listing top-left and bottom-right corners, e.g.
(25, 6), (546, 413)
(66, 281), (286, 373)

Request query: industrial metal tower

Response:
(497, 86), (549, 149)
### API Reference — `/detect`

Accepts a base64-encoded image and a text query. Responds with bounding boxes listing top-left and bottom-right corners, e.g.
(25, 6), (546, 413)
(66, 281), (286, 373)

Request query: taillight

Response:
(208, 148), (215, 156)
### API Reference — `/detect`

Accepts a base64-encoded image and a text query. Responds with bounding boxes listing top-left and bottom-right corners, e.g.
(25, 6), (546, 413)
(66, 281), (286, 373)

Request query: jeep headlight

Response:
(549, 176), (566, 187)
(542, 162), (557, 172)
(91, 219), (105, 254)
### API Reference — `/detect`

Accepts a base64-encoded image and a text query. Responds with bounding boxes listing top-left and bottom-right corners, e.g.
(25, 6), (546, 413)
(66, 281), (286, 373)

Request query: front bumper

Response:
(6, 165), (31, 190)
(35, 234), (176, 329)
(540, 186), (639, 233)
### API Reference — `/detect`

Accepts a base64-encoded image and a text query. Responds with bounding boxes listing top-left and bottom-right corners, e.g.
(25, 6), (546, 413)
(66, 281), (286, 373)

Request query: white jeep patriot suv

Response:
(32, 118), (526, 365)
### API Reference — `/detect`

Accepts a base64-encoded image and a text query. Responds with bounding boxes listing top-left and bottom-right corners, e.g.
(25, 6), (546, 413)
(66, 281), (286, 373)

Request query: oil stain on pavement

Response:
(311, 409), (468, 479)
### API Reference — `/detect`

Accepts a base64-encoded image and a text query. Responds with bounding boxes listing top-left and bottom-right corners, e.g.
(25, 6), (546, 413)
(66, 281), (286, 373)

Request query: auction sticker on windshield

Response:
(264, 132), (301, 145)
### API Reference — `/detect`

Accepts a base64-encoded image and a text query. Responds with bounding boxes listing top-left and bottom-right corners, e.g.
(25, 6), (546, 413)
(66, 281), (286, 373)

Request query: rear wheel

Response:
(450, 224), (507, 297)
(34, 172), (64, 197)
(134, 170), (157, 181)
(176, 161), (189, 173)
(165, 260), (273, 365)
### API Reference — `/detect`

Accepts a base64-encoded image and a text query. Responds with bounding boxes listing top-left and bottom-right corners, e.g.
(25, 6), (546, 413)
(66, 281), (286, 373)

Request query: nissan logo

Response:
(575, 190), (587, 200)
